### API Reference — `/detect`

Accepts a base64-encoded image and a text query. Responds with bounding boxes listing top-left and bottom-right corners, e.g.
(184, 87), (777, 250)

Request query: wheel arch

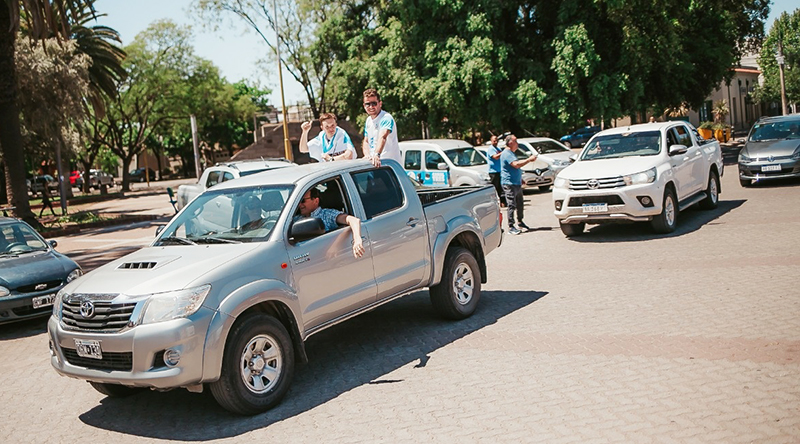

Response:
(431, 229), (486, 287)
(709, 164), (721, 194)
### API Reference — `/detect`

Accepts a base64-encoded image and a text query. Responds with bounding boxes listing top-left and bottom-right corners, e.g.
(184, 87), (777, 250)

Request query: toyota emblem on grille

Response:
(587, 179), (600, 189)
(80, 301), (96, 319)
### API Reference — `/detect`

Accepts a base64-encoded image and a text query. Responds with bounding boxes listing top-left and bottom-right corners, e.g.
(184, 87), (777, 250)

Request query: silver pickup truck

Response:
(48, 160), (502, 415)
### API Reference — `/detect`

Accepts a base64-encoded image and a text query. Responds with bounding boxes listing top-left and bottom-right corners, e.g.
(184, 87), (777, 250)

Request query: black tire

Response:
(538, 185), (551, 192)
(739, 177), (751, 187)
(429, 247), (481, 320)
(560, 222), (585, 237)
(89, 382), (143, 397)
(210, 314), (295, 415)
(699, 170), (720, 210)
(651, 188), (678, 234)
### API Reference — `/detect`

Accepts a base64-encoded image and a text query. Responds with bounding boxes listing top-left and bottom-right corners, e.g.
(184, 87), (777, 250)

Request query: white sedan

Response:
(499, 137), (575, 192)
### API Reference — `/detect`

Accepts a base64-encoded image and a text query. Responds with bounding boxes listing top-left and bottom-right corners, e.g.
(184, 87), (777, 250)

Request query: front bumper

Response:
(553, 182), (665, 224)
(0, 287), (63, 324)
(738, 159), (800, 181)
(48, 307), (215, 389)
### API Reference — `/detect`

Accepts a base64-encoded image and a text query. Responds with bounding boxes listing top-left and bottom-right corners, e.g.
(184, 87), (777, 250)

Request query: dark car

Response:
(559, 125), (601, 149)
(29, 174), (59, 196)
(0, 218), (82, 324)
(738, 114), (800, 187)
(129, 167), (156, 182)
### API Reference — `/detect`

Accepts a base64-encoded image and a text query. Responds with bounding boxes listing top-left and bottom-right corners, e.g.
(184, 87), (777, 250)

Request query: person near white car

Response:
(299, 113), (357, 162)
(501, 135), (538, 235)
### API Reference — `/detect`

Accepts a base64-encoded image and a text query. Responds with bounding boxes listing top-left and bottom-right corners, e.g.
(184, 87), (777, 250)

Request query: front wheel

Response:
(651, 188), (678, 234)
(563, 141), (572, 149)
(429, 247), (481, 320)
(699, 170), (720, 210)
(210, 314), (295, 415)
(560, 222), (585, 237)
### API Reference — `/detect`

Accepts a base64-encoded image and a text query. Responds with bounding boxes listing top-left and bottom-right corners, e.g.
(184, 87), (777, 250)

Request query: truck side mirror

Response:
(155, 225), (165, 236)
(437, 162), (449, 170)
(669, 144), (688, 156)
(569, 154), (578, 162)
(290, 217), (325, 242)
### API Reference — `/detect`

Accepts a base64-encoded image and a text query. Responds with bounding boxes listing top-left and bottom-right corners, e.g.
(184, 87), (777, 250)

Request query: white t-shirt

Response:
(364, 110), (400, 164)
(306, 127), (356, 162)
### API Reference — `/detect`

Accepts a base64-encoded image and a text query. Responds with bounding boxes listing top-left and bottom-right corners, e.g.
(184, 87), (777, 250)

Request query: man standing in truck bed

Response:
(362, 88), (400, 168)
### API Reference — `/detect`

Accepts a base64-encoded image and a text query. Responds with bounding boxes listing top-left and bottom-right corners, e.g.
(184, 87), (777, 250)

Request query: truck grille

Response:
(62, 299), (137, 332)
(570, 176), (625, 190)
(567, 195), (625, 206)
(62, 348), (133, 371)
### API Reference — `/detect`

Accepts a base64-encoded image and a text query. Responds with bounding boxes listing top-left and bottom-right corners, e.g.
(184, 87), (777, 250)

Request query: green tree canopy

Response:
(754, 9), (800, 109)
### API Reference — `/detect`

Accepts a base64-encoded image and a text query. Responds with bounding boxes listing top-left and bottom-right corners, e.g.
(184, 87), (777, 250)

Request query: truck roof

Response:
(211, 159), (378, 191)
(596, 122), (691, 136)
(399, 139), (474, 150)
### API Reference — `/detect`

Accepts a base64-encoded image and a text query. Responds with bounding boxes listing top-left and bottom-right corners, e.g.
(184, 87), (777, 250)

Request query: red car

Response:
(69, 170), (81, 186)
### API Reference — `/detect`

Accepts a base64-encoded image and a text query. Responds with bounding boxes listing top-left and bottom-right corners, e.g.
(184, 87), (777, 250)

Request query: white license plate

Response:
(32, 294), (55, 309)
(762, 164), (781, 172)
(582, 203), (608, 213)
(74, 339), (103, 360)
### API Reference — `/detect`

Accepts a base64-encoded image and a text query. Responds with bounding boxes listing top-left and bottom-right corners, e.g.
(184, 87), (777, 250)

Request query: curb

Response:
(40, 214), (162, 238)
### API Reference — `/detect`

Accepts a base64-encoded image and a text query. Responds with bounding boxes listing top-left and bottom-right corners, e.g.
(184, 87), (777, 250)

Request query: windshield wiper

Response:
(194, 237), (241, 244)
(156, 236), (196, 246)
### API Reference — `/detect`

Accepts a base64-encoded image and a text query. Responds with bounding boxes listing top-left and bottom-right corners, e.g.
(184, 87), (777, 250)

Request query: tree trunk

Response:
(0, 11), (38, 227)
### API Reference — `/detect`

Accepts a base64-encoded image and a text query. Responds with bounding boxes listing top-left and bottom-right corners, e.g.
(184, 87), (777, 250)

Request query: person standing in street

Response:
(38, 184), (56, 217)
(362, 88), (400, 168)
(500, 134), (537, 235)
(486, 135), (506, 207)
(299, 113), (357, 163)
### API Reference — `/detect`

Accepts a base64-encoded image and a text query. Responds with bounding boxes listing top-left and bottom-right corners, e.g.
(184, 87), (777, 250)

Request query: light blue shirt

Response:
(500, 149), (522, 185)
(487, 145), (502, 173)
(310, 207), (342, 232)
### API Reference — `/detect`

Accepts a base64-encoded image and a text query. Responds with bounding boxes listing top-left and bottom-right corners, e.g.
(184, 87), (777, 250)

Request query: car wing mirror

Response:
(669, 144), (688, 156)
(569, 153), (578, 162)
(48, 240), (57, 248)
(290, 217), (325, 242)
(437, 162), (449, 170)
(155, 225), (165, 236)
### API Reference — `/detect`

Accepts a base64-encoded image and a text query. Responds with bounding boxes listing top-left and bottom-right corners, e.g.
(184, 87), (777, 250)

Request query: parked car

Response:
(76, 169), (114, 190)
(553, 121), (723, 236)
(398, 139), (491, 187)
(48, 159), (502, 415)
(0, 217), (82, 324)
(176, 159), (297, 210)
(498, 137), (575, 192)
(29, 175), (59, 196)
(738, 114), (800, 187)
(559, 125), (601, 149)
(69, 170), (82, 186)
(129, 167), (156, 182)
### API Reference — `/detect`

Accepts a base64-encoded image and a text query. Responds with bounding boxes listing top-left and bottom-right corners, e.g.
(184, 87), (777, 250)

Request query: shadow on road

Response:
(78, 289), (546, 440)
(0, 316), (49, 340)
(568, 199), (746, 243)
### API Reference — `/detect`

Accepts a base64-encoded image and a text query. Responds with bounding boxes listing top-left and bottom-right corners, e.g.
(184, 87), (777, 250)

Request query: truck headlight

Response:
(53, 289), (66, 319)
(66, 269), (82, 283)
(139, 284), (211, 325)
(554, 177), (568, 189)
(623, 167), (656, 186)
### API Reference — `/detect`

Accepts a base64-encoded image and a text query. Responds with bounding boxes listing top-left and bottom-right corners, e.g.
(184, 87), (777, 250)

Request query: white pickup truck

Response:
(48, 160), (502, 415)
(176, 159), (296, 210)
(553, 122), (723, 236)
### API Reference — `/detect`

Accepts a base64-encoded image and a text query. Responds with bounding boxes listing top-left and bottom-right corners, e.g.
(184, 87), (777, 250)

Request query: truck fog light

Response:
(637, 196), (654, 207)
(164, 349), (181, 367)
(555, 200), (563, 211)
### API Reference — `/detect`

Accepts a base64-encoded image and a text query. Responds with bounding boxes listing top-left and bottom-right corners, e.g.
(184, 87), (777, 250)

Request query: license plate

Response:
(582, 203), (608, 213)
(32, 293), (55, 309)
(762, 164), (781, 172)
(74, 339), (103, 360)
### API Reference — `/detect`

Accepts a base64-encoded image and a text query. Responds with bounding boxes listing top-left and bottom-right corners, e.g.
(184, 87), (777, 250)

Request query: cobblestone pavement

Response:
(1, 171), (798, 443)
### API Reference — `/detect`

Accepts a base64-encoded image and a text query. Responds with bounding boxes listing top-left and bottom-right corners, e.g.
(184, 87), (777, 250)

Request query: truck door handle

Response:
(407, 217), (421, 227)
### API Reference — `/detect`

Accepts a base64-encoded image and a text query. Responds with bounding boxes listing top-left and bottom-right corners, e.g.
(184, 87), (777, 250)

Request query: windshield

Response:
(580, 131), (661, 160)
(156, 185), (293, 245)
(444, 147), (487, 167)
(0, 222), (49, 255)
(749, 118), (800, 141)
(520, 141), (570, 155)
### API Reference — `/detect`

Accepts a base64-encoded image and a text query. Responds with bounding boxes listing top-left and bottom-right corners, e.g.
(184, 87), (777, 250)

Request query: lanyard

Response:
(322, 128), (337, 154)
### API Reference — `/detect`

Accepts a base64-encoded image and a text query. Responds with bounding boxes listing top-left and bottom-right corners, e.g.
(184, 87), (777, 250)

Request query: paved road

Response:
(1, 171), (798, 443)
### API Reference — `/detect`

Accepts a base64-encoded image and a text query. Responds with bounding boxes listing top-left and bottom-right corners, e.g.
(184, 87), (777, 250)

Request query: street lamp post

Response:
(273, 0), (292, 161)
(776, 42), (788, 116)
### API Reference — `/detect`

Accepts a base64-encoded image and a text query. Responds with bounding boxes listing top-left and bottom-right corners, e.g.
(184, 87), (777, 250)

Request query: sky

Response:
(93, 0), (797, 108)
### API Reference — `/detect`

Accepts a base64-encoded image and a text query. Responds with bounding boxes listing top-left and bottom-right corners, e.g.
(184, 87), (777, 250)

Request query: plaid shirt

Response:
(310, 207), (343, 232)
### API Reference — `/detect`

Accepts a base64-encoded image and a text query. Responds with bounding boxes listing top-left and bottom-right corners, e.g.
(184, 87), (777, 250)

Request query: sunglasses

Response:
(363, 101), (378, 107)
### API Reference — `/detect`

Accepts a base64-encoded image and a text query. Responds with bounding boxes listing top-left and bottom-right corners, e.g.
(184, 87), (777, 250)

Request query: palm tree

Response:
(0, 0), (95, 226)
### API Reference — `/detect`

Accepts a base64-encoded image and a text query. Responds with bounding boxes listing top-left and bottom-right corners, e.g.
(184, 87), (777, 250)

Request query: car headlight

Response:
(739, 152), (752, 163)
(554, 177), (568, 189)
(0, 286), (9, 297)
(479, 173), (491, 182)
(792, 148), (800, 160)
(553, 159), (571, 166)
(623, 167), (656, 186)
(66, 269), (83, 283)
(138, 284), (211, 325)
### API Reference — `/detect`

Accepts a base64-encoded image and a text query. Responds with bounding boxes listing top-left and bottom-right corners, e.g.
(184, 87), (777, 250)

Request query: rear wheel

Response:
(651, 188), (677, 233)
(699, 170), (720, 210)
(560, 222), (584, 237)
(430, 247), (481, 320)
(89, 382), (143, 398)
(210, 314), (295, 415)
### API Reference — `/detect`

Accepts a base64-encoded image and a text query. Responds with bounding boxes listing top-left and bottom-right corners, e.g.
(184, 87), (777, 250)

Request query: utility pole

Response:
(191, 115), (202, 179)
(777, 41), (788, 116)
(274, 0), (293, 161)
